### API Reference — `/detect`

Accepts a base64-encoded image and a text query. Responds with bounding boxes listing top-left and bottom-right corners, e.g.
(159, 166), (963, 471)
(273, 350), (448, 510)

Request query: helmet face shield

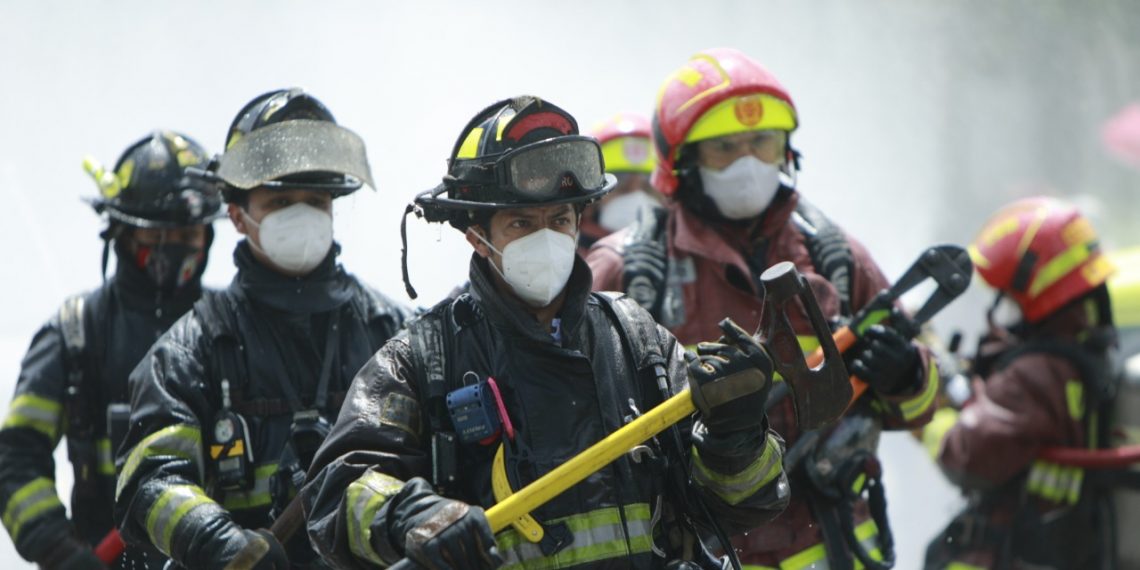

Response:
(500, 136), (609, 200)
(215, 120), (374, 191)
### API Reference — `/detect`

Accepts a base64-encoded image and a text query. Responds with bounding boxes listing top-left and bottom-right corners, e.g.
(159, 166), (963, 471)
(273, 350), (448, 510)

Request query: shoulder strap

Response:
(59, 293), (93, 441)
(793, 199), (855, 318)
(594, 292), (666, 372)
(406, 296), (459, 432)
(193, 291), (247, 412)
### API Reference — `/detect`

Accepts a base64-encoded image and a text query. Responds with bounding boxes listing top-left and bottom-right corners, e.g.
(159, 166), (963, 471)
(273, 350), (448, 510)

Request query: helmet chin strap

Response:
(400, 203), (420, 300)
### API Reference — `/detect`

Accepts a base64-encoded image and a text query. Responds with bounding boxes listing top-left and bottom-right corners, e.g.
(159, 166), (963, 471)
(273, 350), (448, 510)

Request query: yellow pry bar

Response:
(484, 390), (695, 533)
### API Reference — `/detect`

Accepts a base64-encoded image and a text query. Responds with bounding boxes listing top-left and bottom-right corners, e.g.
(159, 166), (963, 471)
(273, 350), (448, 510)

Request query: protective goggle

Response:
(473, 135), (610, 200)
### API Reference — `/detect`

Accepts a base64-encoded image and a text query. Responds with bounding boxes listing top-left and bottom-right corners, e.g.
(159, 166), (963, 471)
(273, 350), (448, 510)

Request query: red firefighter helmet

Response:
(969, 197), (1115, 323)
(590, 112), (656, 174)
(651, 47), (798, 196)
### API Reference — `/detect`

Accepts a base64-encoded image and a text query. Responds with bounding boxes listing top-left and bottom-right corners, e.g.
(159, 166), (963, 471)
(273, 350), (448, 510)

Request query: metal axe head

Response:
(760, 262), (852, 430)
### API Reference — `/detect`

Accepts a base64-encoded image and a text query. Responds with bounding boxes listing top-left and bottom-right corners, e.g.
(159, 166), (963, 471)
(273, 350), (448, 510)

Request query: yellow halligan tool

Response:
(484, 387), (696, 534)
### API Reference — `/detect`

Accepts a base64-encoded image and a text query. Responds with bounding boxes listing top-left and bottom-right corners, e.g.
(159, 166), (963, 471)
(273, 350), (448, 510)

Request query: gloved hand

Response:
(848, 324), (920, 395)
(622, 233), (667, 316)
(224, 529), (289, 570)
(389, 478), (503, 570)
(687, 318), (774, 434)
(36, 535), (106, 570)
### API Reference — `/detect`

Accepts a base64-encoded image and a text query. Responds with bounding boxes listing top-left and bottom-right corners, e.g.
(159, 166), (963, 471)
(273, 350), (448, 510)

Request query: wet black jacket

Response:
(113, 243), (411, 569)
(0, 256), (203, 565)
(303, 256), (790, 570)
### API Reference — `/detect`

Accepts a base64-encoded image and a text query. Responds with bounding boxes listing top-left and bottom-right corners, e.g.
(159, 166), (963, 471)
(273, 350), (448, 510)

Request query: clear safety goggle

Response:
(492, 136), (608, 200)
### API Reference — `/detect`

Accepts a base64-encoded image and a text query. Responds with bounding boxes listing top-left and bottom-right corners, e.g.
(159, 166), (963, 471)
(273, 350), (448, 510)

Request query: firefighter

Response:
(577, 112), (663, 254)
(303, 95), (790, 569)
(112, 89), (411, 569)
(923, 197), (1118, 569)
(587, 48), (938, 568)
(0, 131), (222, 569)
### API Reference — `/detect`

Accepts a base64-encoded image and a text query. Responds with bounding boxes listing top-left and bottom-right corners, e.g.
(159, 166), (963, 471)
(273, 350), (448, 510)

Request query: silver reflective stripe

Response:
(145, 485), (217, 557)
(346, 471), (404, 566)
(691, 436), (782, 505)
(498, 504), (653, 570)
(1, 477), (63, 541)
(2, 394), (63, 442)
(117, 424), (203, 500)
(221, 463), (277, 510)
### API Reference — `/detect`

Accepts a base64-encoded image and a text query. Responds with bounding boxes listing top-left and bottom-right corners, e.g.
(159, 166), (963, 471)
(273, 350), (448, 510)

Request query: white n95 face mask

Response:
(245, 202), (333, 274)
(475, 228), (577, 307)
(599, 190), (658, 232)
(699, 155), (782, 220)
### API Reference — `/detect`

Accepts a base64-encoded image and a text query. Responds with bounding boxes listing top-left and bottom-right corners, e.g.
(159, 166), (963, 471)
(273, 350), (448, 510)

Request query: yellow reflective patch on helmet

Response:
(977, 217), (1020, 248)
(226, 131), (243, 150)
(1062, 217), (1095, 247)
(1081, 255), (1115, 288)
(685, 94), (796, 144)
(967, 244), (991, 270)
(116, 159), (135, 192)
(601, 136), (655, 173)
(176, 149), (199, 168)
(456, 127), (484, 159)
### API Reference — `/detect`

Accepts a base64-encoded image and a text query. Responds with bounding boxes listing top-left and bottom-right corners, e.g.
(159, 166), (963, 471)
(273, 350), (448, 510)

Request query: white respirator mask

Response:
(475, 228), (577, 307)
(699, 155), (782, 220)
(598, 190), (658, 232)
(245, 202), (333, 275)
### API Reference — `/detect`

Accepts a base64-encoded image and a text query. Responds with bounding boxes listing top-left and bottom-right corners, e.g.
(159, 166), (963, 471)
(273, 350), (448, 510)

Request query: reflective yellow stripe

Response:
(1028, 242), (1091, 298)
(456, 127), (485, 159)
(779, 519), (880, 570)
(899, 361), (939, 422)
(346, 471), (404, 566)
(685, 94), (796, 143)
(1026, 460), (1083, 505)
(692, 436), (782, 505)
(947, 563), (987, 570)
(854, 310), (891, 336)
(497, 504), (654, 570)
(2, 394), (63, 442)
(97, 438), (116, 476)
(117, 424), (203, 500)
(1, 477), (63, 541)
(1065, 380), (1084, 420)
(220, 463), (278, 511)
(145, 485), (216, 556)
(600, 137), (655, 174)
(922, 408), (959, 461)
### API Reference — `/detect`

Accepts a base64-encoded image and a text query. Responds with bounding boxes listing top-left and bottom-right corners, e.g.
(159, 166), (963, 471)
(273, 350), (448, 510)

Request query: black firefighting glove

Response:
(224, 529), (289, 570)
(847, 324), (920, 396)
(687, 319), (774, 435)
(388, 478), (503, 570)
(36, 535), (106, 570)
(622, 235), (667, 316)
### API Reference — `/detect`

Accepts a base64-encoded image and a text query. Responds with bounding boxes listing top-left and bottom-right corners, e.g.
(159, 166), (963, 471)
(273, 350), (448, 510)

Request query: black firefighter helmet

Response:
(414, 95), (616, 231)
(401, 95), (616, 297)
(199, 88), (375, 199)
(84, 130), (223, 228)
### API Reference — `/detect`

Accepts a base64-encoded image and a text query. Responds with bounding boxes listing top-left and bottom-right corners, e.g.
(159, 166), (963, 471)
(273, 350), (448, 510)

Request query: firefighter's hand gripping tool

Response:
(809, 244), (973, 406)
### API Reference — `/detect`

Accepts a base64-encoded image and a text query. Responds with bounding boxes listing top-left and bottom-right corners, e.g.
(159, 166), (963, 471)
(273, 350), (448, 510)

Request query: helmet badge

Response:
(734, 95), (765, 127)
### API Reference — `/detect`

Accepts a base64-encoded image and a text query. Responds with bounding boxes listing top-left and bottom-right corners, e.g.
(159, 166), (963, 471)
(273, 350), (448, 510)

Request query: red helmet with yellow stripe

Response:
(590, 112), (655, 174)
(969, 197), (1115, 323)
(651, 47), (798, 196)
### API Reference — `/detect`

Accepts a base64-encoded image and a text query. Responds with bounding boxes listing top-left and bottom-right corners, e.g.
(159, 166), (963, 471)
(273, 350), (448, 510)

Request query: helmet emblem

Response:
(734, 95), (765, 127)
(622, 138), (649, 165)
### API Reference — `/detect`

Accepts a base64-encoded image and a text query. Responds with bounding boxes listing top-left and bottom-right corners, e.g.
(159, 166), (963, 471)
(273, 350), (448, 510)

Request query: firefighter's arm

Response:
(934, 363), (1069, 491)
(0, 317), (98, 566)
(662, 324), (790, 534)
(302, 336), (437, 569)
(114, 314), (270, 568)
